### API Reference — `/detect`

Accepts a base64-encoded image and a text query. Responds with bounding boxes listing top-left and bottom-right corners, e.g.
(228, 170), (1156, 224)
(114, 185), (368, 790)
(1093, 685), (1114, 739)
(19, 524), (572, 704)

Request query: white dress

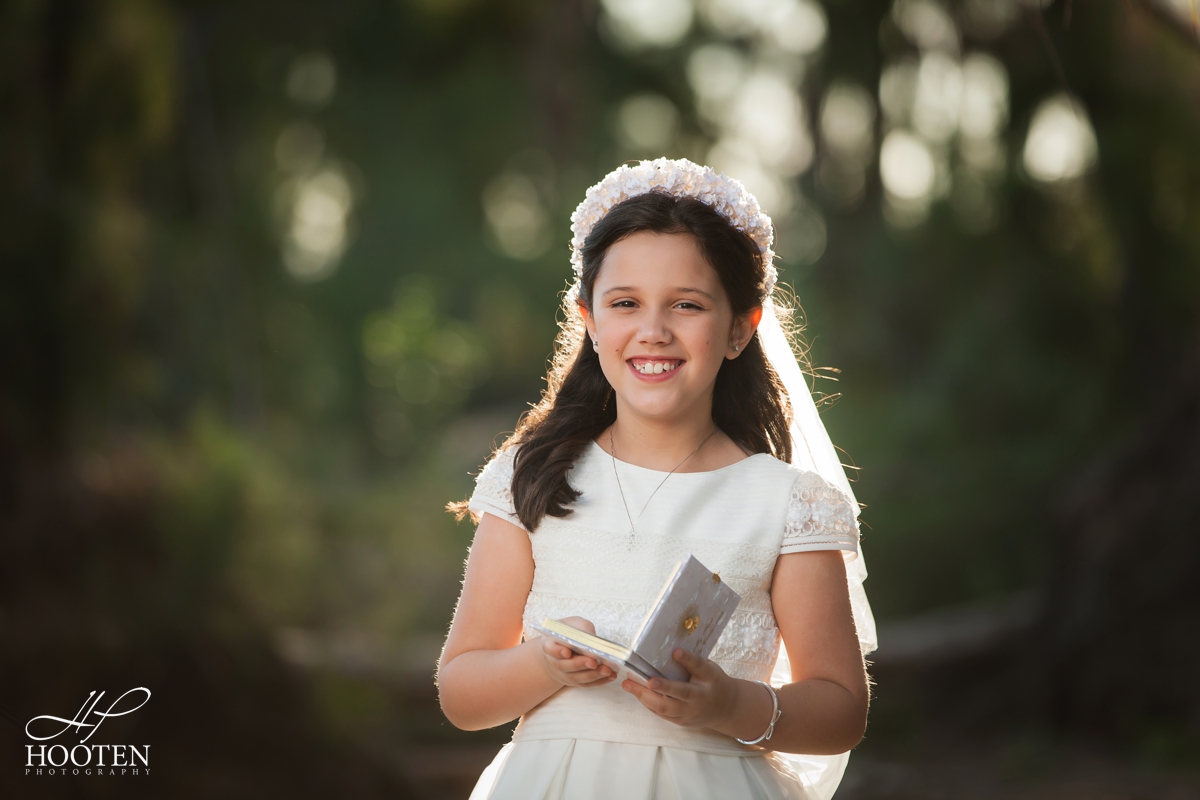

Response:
(465, 441), (862, 800)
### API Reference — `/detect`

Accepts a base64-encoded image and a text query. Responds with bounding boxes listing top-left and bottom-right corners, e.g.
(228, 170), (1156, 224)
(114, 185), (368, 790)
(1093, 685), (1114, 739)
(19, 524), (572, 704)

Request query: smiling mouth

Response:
(628, 358), (683, 375)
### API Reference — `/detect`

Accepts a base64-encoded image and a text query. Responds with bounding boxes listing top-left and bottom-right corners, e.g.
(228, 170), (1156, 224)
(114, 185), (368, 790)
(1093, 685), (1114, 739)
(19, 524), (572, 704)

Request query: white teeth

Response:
(634, 361), (679, 374)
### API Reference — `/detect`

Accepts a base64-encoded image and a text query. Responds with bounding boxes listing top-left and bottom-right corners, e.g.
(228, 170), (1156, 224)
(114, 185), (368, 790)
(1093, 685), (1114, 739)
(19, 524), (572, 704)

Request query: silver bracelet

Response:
(734, 680), (782, 746)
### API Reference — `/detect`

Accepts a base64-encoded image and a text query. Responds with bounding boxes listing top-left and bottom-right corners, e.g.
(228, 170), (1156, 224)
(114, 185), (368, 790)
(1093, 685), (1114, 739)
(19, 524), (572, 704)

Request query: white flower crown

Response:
(569, 157), (778, 296)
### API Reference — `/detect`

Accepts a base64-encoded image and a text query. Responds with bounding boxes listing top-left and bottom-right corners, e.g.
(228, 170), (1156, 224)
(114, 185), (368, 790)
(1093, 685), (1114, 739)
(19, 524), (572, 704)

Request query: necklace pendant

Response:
(609, 425), (718, 555)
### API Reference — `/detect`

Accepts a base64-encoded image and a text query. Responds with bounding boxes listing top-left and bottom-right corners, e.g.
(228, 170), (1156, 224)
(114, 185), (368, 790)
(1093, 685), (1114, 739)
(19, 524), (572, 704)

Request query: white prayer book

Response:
(532, 554), (741, 686)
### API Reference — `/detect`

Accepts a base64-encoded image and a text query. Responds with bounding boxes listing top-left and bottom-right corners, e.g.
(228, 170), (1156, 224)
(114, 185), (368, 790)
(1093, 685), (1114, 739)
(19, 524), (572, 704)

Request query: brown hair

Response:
(455, 191), (794, 531)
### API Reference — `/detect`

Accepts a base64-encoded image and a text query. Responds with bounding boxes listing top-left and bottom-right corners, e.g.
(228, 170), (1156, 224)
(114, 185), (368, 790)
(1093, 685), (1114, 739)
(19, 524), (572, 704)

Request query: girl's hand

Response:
(538, 617), (616, 689)
(621, 648), (738, 728)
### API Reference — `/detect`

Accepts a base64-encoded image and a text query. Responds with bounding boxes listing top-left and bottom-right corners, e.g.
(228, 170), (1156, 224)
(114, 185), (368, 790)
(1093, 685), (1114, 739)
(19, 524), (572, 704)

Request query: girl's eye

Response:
(607, 299), (703, 310)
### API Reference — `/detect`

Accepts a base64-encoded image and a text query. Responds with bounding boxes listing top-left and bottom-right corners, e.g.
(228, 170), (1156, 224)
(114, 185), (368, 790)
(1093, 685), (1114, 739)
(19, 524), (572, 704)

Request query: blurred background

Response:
(2, 0), (1199, 797)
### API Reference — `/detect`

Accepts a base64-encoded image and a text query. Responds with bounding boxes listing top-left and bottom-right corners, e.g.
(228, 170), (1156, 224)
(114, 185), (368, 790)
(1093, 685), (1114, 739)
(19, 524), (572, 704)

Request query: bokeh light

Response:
(912, 52), (963, 144)
(687, 43), (748, 125)
(286, 51), (337, 108)
(600, 0), (694, 49)
(959, 52), (1009, 140)
(961, 0), (1021, 40)
(1022, 93), (1099, 183)
(722, 68), (813, 177)
(821, 82), (877, 163)
(698, 0), (827, 54)
(880, 58), (919, 128)
(283, 166), (354, 282)
(767, 0), (828, 55)
(481, 172), (551, 260)
(818, 82), (877, 208)
(881, 129), (936, 201)
(773, 195), (828, 266)
(616, 93), (680, 153)
(880, 128), (940, 226)
(892, 0), (960, 53)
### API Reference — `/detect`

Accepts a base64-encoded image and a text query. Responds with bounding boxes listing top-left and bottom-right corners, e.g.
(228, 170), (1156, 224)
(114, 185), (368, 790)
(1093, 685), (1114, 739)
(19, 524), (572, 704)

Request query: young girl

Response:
(438, 159), (876, 800)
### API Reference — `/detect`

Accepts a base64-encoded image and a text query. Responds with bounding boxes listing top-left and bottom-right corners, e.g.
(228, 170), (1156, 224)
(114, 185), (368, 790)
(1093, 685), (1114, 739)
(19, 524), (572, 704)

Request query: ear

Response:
(579, 302), (597, 343)
(726, 306), (763, 360)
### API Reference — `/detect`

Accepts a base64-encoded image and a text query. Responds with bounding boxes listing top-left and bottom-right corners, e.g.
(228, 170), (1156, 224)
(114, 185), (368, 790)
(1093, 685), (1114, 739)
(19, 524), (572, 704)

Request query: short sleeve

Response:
(467, 447), (526, 530)
(780, 470), (860, 556)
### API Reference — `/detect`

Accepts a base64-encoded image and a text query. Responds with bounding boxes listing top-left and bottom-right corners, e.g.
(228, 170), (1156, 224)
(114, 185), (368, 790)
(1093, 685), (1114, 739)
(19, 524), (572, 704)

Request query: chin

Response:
(618, 389), (693, 421)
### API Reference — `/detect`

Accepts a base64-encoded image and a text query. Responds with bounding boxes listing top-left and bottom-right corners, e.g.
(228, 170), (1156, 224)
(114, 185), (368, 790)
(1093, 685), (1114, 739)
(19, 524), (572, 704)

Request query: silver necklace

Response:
(609, 425), (718, 548)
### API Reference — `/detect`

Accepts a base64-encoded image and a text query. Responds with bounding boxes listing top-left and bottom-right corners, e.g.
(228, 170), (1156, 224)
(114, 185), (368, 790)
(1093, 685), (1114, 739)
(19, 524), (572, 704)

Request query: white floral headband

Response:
(569, 157), (778, 296)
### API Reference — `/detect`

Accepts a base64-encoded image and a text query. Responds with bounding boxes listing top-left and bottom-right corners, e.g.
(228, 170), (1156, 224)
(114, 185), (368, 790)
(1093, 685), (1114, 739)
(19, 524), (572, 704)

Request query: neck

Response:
(608, 398), (717, 472)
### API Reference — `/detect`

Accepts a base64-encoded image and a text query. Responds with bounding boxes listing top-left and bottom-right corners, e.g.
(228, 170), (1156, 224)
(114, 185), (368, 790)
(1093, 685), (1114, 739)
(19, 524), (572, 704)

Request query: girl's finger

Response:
(575, 669), (617, 687)
(672, 648), (712, 680)
(624, 680), (683, 717)
(544, 649), (596, 669)
(558, 655), (600, 672)
(541, 640), (573, 660)
(643, 692), (684, 719)
(647, 676), (696, 701)
(623, 680), (656, 708)
(622, 679), (648, 700)
(570, 667), (614, 684)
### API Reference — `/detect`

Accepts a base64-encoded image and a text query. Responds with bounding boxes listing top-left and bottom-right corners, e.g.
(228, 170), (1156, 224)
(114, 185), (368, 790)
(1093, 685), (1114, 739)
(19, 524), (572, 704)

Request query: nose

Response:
(636, 307), (672, 346)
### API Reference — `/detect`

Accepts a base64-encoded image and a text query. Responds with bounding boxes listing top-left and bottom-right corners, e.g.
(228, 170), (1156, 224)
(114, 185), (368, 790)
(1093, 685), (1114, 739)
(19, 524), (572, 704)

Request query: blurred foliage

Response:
(2, 0), (1200, 788)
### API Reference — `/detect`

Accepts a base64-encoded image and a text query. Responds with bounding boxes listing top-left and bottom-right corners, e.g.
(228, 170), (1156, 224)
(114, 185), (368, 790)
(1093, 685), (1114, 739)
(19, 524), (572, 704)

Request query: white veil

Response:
(759, 298), (876, 800)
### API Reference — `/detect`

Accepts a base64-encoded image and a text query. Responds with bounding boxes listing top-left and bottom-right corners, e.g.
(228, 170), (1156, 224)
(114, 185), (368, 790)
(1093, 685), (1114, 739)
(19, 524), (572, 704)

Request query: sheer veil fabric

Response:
(758, 298), (876, 800)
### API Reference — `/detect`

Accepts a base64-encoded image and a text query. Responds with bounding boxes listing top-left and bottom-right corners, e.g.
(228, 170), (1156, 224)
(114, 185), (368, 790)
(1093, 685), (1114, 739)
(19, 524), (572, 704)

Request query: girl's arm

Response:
(622, 549), (869, 754)
(754, 548), (869, 753)
(437, 512), (616, 731)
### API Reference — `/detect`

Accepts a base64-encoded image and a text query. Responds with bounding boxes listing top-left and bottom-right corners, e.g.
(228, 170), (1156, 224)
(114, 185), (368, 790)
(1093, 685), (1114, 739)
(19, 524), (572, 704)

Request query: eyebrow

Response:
(601, 286), (717, 302)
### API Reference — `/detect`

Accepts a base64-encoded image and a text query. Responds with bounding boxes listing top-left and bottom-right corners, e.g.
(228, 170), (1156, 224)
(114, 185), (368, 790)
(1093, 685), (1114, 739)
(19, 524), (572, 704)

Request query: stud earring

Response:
(733, 343), (740, 352)
(593, 339), (599, 351)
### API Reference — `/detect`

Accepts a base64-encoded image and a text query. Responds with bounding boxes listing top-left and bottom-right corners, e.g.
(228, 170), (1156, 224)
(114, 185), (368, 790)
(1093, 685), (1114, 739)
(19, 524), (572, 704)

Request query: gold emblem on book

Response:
(680, 606), (701, 634)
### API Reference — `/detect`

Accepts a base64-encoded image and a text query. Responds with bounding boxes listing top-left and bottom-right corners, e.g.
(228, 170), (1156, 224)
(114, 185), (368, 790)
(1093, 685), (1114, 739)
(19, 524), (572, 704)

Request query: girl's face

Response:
(583, 231), (758, 425)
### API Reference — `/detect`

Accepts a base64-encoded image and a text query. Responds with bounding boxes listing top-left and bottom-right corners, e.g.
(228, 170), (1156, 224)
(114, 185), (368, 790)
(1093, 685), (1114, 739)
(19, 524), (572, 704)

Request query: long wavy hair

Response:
(455, 191), (796, 531)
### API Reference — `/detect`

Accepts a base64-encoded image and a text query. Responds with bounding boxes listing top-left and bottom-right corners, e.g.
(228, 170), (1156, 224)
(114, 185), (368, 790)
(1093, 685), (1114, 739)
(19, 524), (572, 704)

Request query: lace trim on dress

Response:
(781, 470), (860, 555)
(469, 448), (524, 528)
(474, 448), (516, 506)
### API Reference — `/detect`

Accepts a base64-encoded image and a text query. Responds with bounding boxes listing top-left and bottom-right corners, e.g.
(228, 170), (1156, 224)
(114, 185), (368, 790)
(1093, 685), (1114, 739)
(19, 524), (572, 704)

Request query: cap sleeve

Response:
(780, 470), (860, 556)
(468, 447), (526, 530)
